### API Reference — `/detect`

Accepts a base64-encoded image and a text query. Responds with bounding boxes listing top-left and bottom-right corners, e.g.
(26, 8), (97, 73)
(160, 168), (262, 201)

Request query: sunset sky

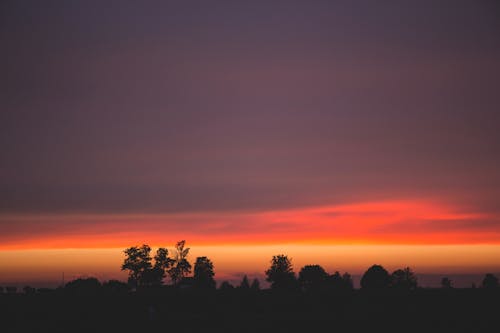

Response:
(1, 1), (500, 287)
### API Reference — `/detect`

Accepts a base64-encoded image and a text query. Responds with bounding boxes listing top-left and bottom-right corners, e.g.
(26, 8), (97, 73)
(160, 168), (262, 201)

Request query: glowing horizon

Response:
(1, 199), (499, 250)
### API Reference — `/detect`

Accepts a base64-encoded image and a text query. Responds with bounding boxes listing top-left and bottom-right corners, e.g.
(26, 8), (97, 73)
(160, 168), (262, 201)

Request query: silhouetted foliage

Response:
(219, 281), (234, 291)
(298, 265), (328, 291)
(251, 278), (261, 291)
(239, 275), (250, 289)
(391, 267), (418, 290)
(65, 277), (101, 294)
(360, 265), (390, 290)
(265, 255), (297, 290)
(441, 277), (453, 289)
(482, 273), (499, 289)
(102, 280), (130, 293)
(0, 286), (3, 293)
(327, 271), (354, 292)
(122, 244), (173, 288)
(167, 240), (192, 286)
(193, 256), (216, 289)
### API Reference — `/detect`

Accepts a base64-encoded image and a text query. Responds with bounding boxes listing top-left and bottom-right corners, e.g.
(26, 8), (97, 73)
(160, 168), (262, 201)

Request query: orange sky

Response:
(1, 199), (500, 286)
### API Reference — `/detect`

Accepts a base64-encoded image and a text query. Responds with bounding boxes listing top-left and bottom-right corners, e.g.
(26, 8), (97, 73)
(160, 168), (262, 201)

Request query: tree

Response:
(102, 280), (130, 293)
(391, 267), (418, 290)
(328, 271), (354, 291)
(251, 278), (260, 291)
(219, 281), (234, 291)
(122, 244), (173, 288)
(342, 272), (354, 290)
(122, 244), (153, 288)
(239, 275), (250, 289)
(265, 254), (297, 290)
(298, 265), (328, 291)
(441, 277), (453, 289)
(167, 240), (192, 285)
(481, 273), (499, 289)
(360, 265), (390, 290)
(65, 277), (101, 294)
(193, 256), (216, 289)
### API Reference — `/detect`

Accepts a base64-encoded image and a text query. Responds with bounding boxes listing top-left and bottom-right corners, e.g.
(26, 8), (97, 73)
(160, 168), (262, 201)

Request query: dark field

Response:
(2, 288), (499, 333)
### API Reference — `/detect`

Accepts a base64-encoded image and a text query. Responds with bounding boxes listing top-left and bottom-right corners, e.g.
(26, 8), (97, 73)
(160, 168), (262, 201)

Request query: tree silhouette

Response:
(328, 271), (354, 291)
(193, 256), (216, 289)
(102, 280), (130, 293)
(342, 272), (354, 290)
(167, 240), (192, 285)
(360, 265), (390, 290)
(122, 244), (173, 288)
(265, 254), (297, 290)
(441, 277), (453, 289)
(65, 277), (101, 294)
(251, 278), (261, 291)
(298, 265), (328, 291)
(219, 281), (234, 291)
(391, 267), (418, 290)
(0, 286), (3, 294)
(481, 273), (499, 289)
(239, 275), (250, 289)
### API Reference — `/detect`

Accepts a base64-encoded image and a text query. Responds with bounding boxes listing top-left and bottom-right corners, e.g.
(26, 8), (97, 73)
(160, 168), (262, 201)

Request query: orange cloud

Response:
(0, 199), (499, 250)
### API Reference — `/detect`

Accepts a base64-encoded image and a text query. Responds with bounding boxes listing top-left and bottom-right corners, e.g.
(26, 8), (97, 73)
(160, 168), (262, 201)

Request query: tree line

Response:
(118, 240), (499, 292)
(1, 240), (498, 294)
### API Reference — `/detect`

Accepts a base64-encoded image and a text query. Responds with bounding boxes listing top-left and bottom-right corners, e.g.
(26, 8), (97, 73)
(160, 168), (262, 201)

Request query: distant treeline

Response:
(1, 240), (498, 294)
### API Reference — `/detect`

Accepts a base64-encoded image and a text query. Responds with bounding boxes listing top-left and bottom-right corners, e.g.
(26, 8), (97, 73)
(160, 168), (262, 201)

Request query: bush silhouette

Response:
(360, 265), (390, 290)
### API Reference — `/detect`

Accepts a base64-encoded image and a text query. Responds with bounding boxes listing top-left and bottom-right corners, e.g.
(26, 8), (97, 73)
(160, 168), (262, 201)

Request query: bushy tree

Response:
(265, 254), (297, 290)
(360, 265), (390, 290)
(298, 265), (328, 291)
(193, 256), (216, 289)
(391, 267), (418, 290)
(168, 240), (192, 285)
(122, 244), (173, 288)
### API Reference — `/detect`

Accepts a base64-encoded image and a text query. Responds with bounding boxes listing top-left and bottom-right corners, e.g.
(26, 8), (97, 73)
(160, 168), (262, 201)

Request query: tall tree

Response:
(167, 240), (192, 285)
(122, 244), (153, 288)
(193, 256), (216, 289)
(265, 254), (297, 290)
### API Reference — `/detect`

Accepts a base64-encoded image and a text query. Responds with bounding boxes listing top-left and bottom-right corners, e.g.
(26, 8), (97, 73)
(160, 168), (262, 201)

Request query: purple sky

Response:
(1, 0), (499, 219)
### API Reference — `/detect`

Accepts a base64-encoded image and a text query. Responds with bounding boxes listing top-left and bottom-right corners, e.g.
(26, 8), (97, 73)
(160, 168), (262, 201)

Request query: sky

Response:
(1, 1), (500, 287)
